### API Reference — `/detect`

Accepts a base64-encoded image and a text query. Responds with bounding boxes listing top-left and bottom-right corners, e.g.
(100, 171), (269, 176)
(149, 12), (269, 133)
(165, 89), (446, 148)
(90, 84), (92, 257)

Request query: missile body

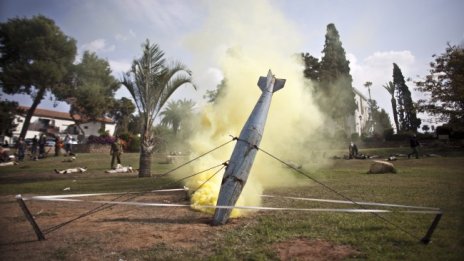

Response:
(212, 70), (285, 225)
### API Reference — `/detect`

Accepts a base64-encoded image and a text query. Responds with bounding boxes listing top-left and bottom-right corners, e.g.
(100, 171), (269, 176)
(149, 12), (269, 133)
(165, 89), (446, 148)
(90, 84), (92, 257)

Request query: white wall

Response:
(104, 124), (116, 136)
(80, 122), (116, 136)
(11, 113), (115, 142)
(352, 88), (371, 136)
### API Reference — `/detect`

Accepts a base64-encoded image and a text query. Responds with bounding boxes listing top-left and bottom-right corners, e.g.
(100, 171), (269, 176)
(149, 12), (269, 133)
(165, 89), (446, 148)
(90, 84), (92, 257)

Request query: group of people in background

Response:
(348, 134), (421, 160)
(2, 134), (127, 174)
(14, 133), (74, 161)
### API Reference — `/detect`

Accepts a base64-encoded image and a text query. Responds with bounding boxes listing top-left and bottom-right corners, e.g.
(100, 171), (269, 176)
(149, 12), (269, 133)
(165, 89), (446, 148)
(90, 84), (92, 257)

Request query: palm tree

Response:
(364, 81), (374, 134)
(122, 40), (195, 177)
(383, 81), (400, 133)
(160, 99), (196, 136)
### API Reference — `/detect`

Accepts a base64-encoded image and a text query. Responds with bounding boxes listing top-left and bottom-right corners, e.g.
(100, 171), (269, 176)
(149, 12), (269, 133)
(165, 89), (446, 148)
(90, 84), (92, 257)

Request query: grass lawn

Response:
(0, 149), (463, 260)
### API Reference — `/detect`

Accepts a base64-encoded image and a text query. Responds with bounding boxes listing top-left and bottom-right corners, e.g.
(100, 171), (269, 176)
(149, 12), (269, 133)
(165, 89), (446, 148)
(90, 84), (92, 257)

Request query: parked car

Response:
(45, 139), (56, 147)
(25, 138), (33, 146)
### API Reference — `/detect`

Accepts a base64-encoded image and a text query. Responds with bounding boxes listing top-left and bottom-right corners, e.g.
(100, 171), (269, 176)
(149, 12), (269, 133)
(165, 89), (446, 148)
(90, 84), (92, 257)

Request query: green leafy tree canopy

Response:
(0, 15), (77, 139)
(109, 97), (136, 135)
(0, 100), (21, 137)
(415, 44), (464, 128)
(58, 51), (120, 134)
(204, 79), (227, 104)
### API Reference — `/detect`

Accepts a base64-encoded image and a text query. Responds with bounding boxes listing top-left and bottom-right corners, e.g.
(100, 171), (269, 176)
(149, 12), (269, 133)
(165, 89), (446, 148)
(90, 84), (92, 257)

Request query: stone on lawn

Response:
(368, 160), (397, 174)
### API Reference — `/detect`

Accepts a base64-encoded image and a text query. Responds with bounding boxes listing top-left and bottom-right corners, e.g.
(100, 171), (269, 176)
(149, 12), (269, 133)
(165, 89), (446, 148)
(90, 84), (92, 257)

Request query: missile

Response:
(212, 70), (285, 225)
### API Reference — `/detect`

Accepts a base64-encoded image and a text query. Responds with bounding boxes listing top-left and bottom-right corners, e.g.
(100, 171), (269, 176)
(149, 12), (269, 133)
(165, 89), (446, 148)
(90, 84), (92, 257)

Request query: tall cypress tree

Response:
(301, 53), (320, 82)
(392, 63), (420, 132)
(318, 24), (357, 127)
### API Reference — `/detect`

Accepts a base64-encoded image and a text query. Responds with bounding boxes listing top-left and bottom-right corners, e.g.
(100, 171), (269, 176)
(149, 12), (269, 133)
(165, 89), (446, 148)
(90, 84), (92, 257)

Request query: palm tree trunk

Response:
(138, 148), (152, 177)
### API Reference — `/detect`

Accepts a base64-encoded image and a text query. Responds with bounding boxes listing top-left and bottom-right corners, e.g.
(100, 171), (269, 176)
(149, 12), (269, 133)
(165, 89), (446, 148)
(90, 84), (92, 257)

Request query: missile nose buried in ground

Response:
(212, 70), (286, 225)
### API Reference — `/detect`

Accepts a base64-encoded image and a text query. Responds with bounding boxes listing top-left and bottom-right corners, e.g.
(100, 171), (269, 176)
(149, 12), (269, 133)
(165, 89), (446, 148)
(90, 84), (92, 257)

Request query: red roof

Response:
(19, 106), (114, 124)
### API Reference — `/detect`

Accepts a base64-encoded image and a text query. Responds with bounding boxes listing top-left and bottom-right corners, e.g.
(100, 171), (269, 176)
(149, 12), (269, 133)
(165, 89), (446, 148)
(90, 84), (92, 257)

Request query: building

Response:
(348, 87), (371, 136)
(7, 106), (115, 144)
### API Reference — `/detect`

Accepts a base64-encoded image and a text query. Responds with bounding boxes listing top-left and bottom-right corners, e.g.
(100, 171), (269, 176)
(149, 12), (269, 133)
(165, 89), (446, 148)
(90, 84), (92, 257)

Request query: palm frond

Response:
(382, 81), (395, 96)
(120, 40), (195, 153)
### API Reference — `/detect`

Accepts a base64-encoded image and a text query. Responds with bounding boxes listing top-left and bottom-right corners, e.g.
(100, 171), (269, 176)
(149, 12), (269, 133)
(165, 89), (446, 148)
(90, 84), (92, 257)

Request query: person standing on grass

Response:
(408, 134), (420, 159)
(349, 141), (358, 159)
(54, 135), (61, 156)
(38, 134), (46, 158)
(17, 137), (26, 161)
(31, 135), (38, 160)
(64, 134), (72, 156)
(110, 136), (123, 169)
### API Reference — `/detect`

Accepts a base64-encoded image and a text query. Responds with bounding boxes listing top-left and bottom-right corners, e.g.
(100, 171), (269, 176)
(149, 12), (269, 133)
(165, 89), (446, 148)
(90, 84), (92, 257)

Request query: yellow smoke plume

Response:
(183, 0), (328, 217)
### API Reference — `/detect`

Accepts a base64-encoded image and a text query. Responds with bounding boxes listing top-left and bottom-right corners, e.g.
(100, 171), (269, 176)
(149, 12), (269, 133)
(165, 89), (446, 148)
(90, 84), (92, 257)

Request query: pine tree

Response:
(0, 15), (77, 139)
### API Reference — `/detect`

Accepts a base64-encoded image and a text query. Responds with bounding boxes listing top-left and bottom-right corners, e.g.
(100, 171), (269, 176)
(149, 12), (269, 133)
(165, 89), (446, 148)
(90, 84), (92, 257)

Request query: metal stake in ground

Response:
(212, 70), (285, 225)
(16, 194), (45, 240)
(421, 212), (443, 244)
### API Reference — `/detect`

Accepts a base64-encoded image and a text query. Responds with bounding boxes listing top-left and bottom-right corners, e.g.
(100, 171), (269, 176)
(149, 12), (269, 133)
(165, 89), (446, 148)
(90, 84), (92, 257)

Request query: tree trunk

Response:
(70, 113), (86, 136)
(138, 148), (152, 177)
(391, 98), (400, 134)
(19, 87), (47, 139)
(138, 122), (154, 177)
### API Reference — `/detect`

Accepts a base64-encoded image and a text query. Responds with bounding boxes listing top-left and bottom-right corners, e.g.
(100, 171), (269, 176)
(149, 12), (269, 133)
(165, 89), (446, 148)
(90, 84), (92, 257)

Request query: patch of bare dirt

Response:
(273, 237), (360, 261)
(0, 192), (239, 260)
(0, 169), (362, 260)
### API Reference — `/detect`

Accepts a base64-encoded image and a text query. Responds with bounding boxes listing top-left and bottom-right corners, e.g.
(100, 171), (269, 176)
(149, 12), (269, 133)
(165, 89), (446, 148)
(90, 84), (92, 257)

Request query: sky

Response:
(1, 0), (463, 127)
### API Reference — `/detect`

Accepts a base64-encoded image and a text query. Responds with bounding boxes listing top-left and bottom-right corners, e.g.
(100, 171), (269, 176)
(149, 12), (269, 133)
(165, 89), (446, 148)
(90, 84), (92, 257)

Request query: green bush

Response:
(118, 132), (141, 152)
(385, 132), (411, 142)
(436, 125), (452, 135)
(128, 135), (140, 152)
(417, 132), (435, 140)
(383, 128), (394, 140)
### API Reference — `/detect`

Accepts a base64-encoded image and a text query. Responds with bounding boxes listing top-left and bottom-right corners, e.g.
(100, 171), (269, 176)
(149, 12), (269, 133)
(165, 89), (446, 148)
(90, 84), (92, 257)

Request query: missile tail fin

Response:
(257, 77), (286, 93)
(273, 79), (286, 92)
(257, 70), (286, 92)
(257, 76), (268, 92)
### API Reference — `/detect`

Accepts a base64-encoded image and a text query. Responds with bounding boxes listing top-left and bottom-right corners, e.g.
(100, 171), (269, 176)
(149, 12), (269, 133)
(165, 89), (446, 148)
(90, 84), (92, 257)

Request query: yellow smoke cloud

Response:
(183, 0), (329, 217)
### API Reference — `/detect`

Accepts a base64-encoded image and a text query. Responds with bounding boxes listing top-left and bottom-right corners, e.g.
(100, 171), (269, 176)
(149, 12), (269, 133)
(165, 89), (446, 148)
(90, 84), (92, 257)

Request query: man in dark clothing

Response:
(55, 136), (62, 156)
(38, 134), (46, 158)
(31, 135), (38, 160)
(349, 142), (358, 159)
(408, 135), (420, 159)
(17, 137), (26, 161)
(64, 134), (72, 156)
(110, 136), (123, 169)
